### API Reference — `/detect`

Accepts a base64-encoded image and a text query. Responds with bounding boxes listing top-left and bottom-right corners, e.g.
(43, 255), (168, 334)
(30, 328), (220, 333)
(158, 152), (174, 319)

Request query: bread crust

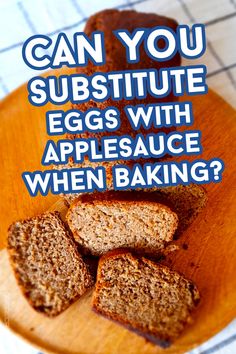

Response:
(92, 306), (171, 348)
(69, 190), (176, 211)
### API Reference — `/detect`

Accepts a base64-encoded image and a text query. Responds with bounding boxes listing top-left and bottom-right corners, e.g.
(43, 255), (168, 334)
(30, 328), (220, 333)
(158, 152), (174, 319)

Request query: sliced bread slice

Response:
(66, 191), (178, 256)
(7, 211), (94, 316)
(93, 250), (200, 347)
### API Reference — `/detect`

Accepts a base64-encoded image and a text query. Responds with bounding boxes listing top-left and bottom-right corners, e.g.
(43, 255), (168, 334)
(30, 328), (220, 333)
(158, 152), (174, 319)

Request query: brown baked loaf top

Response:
(7, 211), (94, 316)
(93, 250), (200, 347)
(70, 9), (180, 141)
(66, 191), (178, 256)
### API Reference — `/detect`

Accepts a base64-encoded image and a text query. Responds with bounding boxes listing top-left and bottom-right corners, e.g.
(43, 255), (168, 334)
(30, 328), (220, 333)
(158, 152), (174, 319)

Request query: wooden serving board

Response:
(0, 67), (236, 354)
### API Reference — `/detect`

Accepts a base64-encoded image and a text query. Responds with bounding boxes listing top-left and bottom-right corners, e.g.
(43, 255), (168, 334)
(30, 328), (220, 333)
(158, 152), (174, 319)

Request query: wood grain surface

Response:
(0, 68), (236, 354)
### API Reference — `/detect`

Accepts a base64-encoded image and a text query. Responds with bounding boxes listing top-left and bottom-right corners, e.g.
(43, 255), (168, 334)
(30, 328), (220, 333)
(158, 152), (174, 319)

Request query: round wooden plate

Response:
(0, 68), (236, 354)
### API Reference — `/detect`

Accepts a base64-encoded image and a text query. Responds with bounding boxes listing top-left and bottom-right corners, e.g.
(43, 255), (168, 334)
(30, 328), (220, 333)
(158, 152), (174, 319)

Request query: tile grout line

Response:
(126, 0), (135, 9)
(0, 0), (150, 55)
(207, 62), (236, 77)
(176, 0), (236, 88)
(206, 42), (236, 88)
(69, 0), (86, 18)
(17, 0), (37, 34)
(117, 0), (150, 9)
(229, 0), (236, 10)
(204, 11), (236, 26)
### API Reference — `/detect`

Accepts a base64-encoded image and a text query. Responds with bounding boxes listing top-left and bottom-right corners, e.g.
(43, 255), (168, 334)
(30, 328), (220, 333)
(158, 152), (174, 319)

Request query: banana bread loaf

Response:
(69, 9), (180, 141)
